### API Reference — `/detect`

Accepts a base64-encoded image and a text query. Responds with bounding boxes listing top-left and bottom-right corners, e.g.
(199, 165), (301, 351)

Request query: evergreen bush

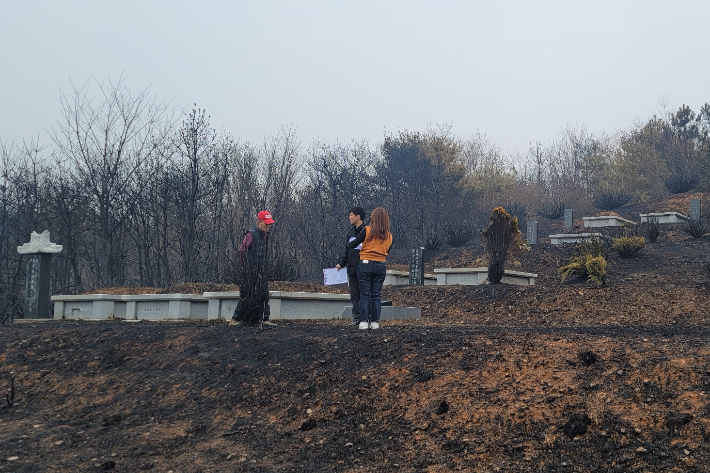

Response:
(559, 239), (607, 286)
(612, 236), (646, 258)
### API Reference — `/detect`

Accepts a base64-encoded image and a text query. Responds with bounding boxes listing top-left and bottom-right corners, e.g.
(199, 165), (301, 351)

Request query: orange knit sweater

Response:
(359, 226), (393, 262)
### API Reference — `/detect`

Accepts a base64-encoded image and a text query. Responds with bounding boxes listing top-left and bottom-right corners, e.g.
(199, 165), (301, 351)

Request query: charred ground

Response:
(2, 198), (710, 472)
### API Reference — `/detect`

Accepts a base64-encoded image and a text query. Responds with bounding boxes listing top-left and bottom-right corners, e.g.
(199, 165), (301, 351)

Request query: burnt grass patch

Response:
(1, 321), (710, 472)
(3, 232), (710, 471)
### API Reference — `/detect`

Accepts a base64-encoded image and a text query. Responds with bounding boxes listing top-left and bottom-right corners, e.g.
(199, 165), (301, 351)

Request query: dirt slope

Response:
(2, 200), (710, 472)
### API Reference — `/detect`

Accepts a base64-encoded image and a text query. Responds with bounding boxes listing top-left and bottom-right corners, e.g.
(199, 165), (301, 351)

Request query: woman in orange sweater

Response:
(346, 207), (393, 330)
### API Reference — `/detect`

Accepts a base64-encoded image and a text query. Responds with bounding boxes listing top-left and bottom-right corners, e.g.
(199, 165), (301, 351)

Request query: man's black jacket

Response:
(338, 222), (365, 276)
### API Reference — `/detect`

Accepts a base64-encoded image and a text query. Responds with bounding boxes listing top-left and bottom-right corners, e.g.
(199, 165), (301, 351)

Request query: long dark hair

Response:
(368, 207), (391, 241)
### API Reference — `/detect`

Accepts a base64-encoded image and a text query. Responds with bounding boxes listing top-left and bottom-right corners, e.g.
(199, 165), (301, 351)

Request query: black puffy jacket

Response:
(337, 223), (365, 276)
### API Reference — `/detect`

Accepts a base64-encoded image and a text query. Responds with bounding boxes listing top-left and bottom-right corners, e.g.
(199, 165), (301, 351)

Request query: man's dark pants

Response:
(348, 273), (361, 323)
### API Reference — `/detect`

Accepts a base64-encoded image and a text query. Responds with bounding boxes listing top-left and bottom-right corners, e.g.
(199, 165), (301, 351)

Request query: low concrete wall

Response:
(122, 294), (208, 320)
(549, 233), (601, 245)
(52, 294), (208, 320)
(384, 270), (437, 286)
(203, 291), (353, 320)
(53, 294), (119, 320)
(639, 212), (689, 224)
(433, 267), (537, 286)
(54, 291), (421, 322)
(583, 216), (636, 228)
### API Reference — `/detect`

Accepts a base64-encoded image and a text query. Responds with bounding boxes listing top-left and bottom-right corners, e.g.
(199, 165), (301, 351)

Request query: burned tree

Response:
(50, 76), (174, 287)
(482, 207), (523, 284)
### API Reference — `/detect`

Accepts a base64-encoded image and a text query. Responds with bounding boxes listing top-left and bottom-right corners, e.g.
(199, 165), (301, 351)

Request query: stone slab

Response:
(549, 233), (601, 245)
(53, 294), (208, 320)
(204, 291), (351, 320)
(384, 270), (437, 286)
(583, 216), (637, 227)
(54, 291), (414, 321)
(433, 267), (537, 286)
(639, 212), (689, 224)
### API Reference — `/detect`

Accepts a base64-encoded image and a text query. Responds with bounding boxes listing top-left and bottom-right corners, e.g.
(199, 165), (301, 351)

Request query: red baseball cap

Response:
(258, 210), (275, 224)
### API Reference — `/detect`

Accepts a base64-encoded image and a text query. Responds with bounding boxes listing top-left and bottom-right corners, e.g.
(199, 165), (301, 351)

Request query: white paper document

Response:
(323, 267), (348, 285)
(348, 236), (362, 250)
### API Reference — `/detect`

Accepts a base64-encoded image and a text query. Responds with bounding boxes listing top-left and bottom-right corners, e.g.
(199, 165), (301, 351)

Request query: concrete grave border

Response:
(639, 212), (689, 224)
(52, 293), (208, 321)
(384, 269), (437, 286)
(433, 267), (537, 286)
(549, 233), (602, 245)
(204, 290), (353, 321)
(582, 216), (637, 228)
(52, 291), (423, 322)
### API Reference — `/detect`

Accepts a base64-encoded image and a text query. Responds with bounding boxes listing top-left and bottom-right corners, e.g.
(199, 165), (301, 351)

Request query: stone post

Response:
(409, 247), (424, 285)
(17, 231), (63, 319)
(690, 198), (701, 222)
(564, 209), (574, 229)
(527, 221), (538, 245)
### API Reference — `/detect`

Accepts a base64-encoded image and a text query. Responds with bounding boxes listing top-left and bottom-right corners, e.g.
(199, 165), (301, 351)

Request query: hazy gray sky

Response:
(2, 0), (709, 154)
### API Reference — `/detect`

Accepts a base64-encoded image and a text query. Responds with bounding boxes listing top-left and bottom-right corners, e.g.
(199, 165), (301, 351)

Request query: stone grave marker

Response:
(564, 209), (574, 229)
(409, 247), (424, 285)
(690, 198), (701, 221)
(527, 221), (538, 245)
(17, 231), (63, 319)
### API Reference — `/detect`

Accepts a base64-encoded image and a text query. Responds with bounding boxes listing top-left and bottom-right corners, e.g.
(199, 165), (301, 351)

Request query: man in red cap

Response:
(232, 210), (276, 326)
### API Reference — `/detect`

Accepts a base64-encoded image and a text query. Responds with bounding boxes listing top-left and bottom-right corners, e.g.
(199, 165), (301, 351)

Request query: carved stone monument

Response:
(409, 247), (424, 285)
(690, 198), (701, 222)
(564, 209), (574, 229)
(527, 221), (538, 245)
(17, 231), (62, 319)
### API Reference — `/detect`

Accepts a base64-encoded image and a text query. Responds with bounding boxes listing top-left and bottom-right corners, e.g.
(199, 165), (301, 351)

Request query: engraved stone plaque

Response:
(690, 199), (701, 221)
(527, 221), (538, 245)
(564, 209), (574, 229)
(22, 253), (52, 319)
(409, 247), (424, 286)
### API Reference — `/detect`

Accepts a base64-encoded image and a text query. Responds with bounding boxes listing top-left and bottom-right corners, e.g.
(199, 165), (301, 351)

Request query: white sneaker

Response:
(359, 321), (369, 330)
(370, 322), (379, 330)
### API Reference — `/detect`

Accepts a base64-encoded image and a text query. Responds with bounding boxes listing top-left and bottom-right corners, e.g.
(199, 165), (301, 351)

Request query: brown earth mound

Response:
(2, 197), (710, 472)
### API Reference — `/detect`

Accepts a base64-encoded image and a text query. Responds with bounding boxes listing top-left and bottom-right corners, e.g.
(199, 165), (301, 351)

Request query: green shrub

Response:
(612, 236), (646, 258)
(559, 239), (607, 286)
